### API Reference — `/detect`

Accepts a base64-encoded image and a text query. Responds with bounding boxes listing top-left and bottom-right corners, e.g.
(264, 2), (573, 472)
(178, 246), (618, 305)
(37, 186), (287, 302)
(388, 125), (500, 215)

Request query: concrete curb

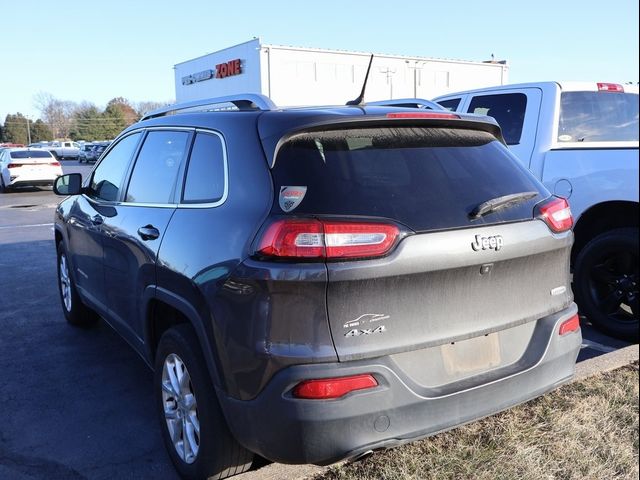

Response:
(573, 343), (639, 381)
(236, 344), (640, 480)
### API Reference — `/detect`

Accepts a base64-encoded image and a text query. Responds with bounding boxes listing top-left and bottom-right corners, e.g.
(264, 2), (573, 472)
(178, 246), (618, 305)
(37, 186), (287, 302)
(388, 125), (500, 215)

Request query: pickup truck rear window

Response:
(271, 127), (546, 233)
(558, 91), (639, 142)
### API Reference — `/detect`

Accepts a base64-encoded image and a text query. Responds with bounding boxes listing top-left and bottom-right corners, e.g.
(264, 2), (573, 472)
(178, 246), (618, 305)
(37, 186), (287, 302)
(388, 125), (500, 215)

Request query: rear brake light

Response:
(257, 219), (401, 260)
(597, 83), (624, 93)
(49, 161), (61, 166)
(7, 163), (22, 169)
(536, 197), (573, 233)
(559, 314), (580, 335)
(292, 374), (378, 399)
(386, 112), (460, 119)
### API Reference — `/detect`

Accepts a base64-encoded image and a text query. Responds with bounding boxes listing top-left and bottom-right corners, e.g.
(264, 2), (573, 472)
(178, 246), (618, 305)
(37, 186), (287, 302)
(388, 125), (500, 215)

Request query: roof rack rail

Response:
(141, 94), (277, 120)
(366, 98), (444, 110)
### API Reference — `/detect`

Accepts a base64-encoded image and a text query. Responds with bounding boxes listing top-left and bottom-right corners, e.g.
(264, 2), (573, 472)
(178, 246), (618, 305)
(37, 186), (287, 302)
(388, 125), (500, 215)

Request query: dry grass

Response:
(315, 363), (639, 480)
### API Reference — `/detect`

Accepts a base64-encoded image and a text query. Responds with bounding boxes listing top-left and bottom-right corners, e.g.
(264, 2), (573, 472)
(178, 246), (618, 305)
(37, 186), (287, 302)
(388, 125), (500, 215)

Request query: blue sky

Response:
(1, 0), (638, 121)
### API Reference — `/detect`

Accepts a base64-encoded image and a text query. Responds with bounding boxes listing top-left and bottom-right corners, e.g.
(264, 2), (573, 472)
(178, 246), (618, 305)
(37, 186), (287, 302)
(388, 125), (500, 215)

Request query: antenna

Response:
(346, 54), (374, 106)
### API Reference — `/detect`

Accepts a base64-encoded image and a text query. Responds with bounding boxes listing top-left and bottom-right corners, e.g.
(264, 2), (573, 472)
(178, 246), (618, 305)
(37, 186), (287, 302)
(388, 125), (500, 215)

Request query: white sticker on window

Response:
(279, 186), (307, 212)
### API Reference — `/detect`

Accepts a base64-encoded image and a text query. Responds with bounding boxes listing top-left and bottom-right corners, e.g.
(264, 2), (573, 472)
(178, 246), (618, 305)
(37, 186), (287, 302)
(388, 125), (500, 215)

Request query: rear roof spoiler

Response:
(366, 98), (444, 110)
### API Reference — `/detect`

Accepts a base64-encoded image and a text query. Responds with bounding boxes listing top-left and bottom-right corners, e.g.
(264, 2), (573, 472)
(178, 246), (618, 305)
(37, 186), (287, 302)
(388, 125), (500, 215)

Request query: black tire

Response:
(56, 241), (98, 327)
(155, 325), (253, 480)
(574, 228), (639, 342)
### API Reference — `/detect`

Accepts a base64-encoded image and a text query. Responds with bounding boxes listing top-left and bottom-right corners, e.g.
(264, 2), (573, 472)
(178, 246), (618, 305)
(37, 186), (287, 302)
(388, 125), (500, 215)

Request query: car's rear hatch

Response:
(263, 117), (573, 363)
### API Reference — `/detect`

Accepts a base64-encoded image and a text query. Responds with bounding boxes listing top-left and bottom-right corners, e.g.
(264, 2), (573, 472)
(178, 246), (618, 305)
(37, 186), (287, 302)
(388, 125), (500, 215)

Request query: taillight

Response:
(386, 112), (460, 119)
(597, 83), (624, 93)
(7, 163), (22, 169)
(292, 374), (378, 399)
(559, 314), (580, 335)
(49, 161), (61, 166)
(256, 219), (401, 260)
(536, 197), (573, 233)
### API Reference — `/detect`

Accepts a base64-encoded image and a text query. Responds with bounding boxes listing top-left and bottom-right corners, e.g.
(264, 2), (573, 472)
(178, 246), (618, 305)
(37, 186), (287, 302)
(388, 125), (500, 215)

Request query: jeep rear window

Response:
(558, 91), (639, 142)
(271, 127), (546, 233)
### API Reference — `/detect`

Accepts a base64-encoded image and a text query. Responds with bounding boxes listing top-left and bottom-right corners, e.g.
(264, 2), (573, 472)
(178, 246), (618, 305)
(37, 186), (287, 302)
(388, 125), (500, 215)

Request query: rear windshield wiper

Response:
(469, 191), (539, 219)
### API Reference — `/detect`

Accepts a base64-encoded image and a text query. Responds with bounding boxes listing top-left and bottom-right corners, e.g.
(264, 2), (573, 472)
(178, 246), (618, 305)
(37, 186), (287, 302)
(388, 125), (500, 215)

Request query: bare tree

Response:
(33, 92), (76, 139)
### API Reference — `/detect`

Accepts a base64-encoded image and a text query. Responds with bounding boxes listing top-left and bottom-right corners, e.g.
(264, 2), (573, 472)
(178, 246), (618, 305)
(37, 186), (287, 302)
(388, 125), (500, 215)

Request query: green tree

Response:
(2, 113), (30, 144)
(30, 119), (53, 143)
(101, 102), (127, 139)
(70, 103), (105, 141)
(106, 97), (140, 126)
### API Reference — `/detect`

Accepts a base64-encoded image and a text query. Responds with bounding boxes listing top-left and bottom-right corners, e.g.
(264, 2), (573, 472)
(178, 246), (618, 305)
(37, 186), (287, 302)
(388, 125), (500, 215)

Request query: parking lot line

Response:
(0, 223), (54, 230)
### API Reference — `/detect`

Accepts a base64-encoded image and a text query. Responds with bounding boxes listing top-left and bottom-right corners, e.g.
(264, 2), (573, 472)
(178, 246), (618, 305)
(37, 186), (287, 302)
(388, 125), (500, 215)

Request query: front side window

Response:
(467, 93), (527, 145)
(182, 132), (226, 204)
(89, 133), (141, 202)
(125, 130), (190, 204)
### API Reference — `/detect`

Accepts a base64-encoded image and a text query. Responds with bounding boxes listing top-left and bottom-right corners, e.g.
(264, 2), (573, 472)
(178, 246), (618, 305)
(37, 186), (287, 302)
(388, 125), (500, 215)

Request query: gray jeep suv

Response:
(53, 94), (581, 480)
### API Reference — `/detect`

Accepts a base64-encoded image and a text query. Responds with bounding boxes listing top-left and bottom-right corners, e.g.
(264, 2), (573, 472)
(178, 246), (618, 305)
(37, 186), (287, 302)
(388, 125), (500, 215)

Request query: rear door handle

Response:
(137, 225), (160, 241)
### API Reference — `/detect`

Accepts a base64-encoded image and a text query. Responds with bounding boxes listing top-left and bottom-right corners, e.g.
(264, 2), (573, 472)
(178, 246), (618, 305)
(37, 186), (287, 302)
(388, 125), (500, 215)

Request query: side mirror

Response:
(54, 173), (83, 196)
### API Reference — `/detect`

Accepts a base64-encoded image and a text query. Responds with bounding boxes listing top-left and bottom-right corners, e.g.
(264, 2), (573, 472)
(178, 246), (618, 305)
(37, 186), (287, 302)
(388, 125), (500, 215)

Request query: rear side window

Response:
(437, 98), (461, 111)
(126, 131), (190, 204)
(558, 92), (639, 142)
(89, 133), (142, 202)
(467, 93), (527, 145)
(271, 127), (546, 233)
(182, 132), (226, 204)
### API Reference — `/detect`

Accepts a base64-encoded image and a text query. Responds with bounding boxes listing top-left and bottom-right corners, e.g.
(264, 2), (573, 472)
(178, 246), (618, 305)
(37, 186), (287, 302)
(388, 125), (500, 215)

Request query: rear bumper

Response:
(220, 304), (581, 465)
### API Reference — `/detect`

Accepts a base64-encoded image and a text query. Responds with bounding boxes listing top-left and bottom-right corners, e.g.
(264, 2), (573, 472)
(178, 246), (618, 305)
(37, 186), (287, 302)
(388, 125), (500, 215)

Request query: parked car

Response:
(78, 143), (94, 163)
(84, 143), (108, 163)
(53, 94), (580, 480)
(0, 147), (62, 192)
(434, 82), (639, 341)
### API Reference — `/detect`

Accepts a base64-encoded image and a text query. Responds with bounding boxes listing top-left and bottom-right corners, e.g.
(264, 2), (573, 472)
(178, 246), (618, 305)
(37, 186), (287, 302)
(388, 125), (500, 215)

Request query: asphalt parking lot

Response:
(0, 161), (632, 479)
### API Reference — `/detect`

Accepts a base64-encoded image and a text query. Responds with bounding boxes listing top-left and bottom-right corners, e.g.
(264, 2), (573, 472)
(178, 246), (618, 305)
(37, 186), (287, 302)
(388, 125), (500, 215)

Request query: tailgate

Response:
(327, 220), (573, 361)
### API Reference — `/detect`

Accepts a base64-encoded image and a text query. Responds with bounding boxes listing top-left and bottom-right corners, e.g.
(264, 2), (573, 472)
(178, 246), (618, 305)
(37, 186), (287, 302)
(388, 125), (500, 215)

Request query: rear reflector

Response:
(597, 83), (624, 93)
(559, 314), (580, 335)
(536, 197), (573, 233)
(386, 112), (460, 119)
(292, 374), (378, 399)
(257, 219), (400, 260)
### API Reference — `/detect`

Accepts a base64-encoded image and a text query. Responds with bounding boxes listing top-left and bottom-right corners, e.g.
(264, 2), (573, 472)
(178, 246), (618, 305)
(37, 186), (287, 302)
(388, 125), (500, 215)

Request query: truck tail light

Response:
(597, 83), (624, 93)
(292, 374), (378, 399)
(536, 197), (573, 233)
(256, 219), (401, 260)
(386, 112), (460, 119)
(559, 314), (580, 335)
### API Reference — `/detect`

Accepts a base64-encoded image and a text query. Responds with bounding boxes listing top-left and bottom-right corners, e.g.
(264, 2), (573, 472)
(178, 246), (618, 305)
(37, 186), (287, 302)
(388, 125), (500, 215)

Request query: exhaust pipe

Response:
(349, 450), (374, 463)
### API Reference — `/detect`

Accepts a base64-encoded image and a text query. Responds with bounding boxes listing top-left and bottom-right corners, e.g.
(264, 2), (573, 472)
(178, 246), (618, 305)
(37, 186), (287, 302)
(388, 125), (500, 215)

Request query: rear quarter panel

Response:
(541, 147), (639, 220)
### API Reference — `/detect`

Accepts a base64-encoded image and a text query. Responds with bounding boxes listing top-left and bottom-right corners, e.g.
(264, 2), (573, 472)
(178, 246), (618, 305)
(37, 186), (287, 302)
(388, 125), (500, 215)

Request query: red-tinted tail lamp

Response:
(257, 219), (401, 260)
(386, 112), (460, 119)
(7, 163), (23, 169)
(559, 314), (580, 335)
(49, 161), (61, 167)
(292, 374), (378, 399)
(536, 197), (573, 233)
(597, 83), (624, 93)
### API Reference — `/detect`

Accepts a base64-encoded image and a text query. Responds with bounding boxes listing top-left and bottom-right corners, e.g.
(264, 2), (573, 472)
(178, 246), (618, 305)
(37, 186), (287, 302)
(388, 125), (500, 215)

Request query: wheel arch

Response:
(142, 286), (227, 394)
(572, 200), (639, 264)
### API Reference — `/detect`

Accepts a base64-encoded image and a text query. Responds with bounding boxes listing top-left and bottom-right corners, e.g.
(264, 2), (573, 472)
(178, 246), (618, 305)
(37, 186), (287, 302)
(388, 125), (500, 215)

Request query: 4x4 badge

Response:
(279, 186), (307, 212)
